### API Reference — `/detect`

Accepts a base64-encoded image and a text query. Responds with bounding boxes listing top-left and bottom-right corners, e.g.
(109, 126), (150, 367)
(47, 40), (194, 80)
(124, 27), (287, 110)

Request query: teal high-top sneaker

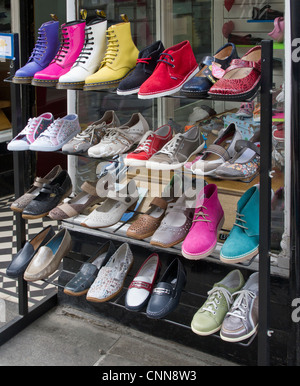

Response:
(220, 186), (260, 264)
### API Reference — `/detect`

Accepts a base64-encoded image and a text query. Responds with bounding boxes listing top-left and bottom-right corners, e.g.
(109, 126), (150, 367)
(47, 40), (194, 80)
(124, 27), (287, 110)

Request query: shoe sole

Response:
(63, 288), (89, 297)
(7, 144), (30, 151)
(56, 81), (85, 90)
(117, 87), (140, 96)
(29, 130), (81, 152)
(83, 68), (135, 91)
(220, 325), (258, 343)
(124, 158), (147, 167)
(220, 246), (259, 265)
(208, 80), (261, 102)
(138, 67), (200, 99)
(127, 229), (155, 240)
(181, 216), (225, 260)
(191, 324), (222, 337)
(145, 142), (205, 171)
(31, 78), (59, 88)
(150, 235), (187, 249)
(12, 77), (33, 84)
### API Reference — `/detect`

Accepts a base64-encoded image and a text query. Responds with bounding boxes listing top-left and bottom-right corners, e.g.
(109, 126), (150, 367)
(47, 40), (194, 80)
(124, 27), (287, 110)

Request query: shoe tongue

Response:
(214, 282), (235, 294)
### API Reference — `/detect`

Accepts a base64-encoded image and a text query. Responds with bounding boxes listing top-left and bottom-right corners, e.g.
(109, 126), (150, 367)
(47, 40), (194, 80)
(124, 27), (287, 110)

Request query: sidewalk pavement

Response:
(0, 304), (239, 367)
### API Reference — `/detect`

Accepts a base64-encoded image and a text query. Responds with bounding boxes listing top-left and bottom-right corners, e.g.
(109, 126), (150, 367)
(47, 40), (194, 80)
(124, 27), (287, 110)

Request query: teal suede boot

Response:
(220, 186), (259, 264)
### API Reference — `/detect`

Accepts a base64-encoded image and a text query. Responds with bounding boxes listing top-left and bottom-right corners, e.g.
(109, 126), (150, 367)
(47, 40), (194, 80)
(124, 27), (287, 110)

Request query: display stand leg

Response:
(258, 40), (273, 366)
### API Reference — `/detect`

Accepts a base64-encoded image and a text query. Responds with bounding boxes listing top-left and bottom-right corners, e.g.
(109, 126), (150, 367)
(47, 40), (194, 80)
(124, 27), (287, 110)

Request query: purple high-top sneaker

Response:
(12, 20), (60, 84)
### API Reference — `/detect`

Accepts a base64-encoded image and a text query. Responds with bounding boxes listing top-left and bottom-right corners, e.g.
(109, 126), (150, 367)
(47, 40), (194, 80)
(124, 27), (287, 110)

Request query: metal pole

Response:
(258, 40), (273, 366)
(289, 0), (300, 366)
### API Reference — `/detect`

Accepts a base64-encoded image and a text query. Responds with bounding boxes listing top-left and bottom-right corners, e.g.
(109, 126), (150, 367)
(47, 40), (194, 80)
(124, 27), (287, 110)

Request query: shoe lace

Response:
(101, 29), (119, 66)
(193, 205), (211, 224)
(29, 27), (47, 61)
(22, 118), (39, 135)
(52, 26), (70, 63)
(157, 52), (175, 68)
(226, 289), (256, 320)
(136, 57), (151, 65)
(74, 122), (105, 143)
(74, 26), (94, 65)
(134, 131), (154, 153)
(39, 119), (62, 139)
(234, 212), (248, 230)
(202, 287), (233, 315)
(158, 134), (183, 157)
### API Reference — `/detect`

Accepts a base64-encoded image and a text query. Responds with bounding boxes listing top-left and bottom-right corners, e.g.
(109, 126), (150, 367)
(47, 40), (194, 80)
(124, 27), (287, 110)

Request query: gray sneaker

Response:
(62, 111), (120, 155)
(220, 272), (259, 343)
(145, 125), (205, 170)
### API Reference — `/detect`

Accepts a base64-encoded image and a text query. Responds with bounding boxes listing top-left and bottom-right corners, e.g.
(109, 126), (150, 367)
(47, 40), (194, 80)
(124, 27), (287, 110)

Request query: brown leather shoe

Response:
(24, 228), (72, 282)
(127, 197), (168, 240)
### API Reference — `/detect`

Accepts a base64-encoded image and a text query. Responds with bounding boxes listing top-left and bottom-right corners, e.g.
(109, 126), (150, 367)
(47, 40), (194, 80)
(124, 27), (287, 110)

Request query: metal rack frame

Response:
(0, 0), (291, 366)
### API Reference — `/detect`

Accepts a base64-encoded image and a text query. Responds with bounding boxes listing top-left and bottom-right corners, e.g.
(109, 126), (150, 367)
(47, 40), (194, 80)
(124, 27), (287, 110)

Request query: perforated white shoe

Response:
(81, 180), (139, 228)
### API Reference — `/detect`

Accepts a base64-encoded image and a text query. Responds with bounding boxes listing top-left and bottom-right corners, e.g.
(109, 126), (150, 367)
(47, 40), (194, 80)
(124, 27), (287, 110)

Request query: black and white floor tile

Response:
(0, 195), (60, 306)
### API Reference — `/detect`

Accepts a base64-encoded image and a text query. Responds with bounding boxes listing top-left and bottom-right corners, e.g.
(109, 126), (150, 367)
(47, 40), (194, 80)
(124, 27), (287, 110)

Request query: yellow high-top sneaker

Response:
(84, 15), (139, 91)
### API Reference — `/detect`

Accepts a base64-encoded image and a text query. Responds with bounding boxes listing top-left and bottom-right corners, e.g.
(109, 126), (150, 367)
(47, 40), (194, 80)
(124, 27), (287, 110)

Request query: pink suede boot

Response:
(182, 184), (224, 260)
(32, 20), (86, 87)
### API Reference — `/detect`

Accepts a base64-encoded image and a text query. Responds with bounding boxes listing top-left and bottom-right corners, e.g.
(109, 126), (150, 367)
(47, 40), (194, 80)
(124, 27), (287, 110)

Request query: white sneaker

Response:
(57, 18), (107, 89)
(29, 114), (81, 152)
(88, 113), (150, 158)
(7, 113), (54, 151)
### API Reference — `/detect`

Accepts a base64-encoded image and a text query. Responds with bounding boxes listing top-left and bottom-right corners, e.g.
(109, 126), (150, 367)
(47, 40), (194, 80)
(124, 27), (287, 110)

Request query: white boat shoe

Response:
(81, 179), (139, 229)
(125, 253), (161, 312)
(86, 243), (134, 302)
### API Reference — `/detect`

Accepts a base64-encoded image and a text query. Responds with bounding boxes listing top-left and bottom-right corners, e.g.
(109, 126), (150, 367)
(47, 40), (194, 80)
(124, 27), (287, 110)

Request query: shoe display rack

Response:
(0, 1), (294, 367)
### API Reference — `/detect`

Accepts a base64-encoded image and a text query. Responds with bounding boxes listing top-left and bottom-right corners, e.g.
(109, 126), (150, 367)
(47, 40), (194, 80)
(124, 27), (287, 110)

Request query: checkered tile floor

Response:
(0, 195), (60, 307)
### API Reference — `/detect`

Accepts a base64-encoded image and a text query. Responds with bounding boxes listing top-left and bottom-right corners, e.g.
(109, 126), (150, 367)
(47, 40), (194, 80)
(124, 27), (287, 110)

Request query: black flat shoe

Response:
(22, 170), (72, 219)
(146, 258), (187, 319)
(6, 225), (55, 278)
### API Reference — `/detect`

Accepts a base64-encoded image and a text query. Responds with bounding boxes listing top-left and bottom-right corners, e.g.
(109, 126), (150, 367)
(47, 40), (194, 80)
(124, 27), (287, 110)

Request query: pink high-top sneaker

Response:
(182, 184), (224, 260)
(32, 20), (86, 87)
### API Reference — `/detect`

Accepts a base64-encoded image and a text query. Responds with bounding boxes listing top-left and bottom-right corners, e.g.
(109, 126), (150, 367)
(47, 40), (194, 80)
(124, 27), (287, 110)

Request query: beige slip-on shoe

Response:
(24, 228), (72, 282)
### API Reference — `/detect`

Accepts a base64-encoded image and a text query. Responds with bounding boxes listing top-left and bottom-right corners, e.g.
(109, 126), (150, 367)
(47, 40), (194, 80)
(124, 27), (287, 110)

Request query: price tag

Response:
(0, 33), (14, 60)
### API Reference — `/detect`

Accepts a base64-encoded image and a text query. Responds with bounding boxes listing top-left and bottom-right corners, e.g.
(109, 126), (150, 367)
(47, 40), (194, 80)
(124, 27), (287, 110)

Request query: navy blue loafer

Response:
(6, 225), (55, 278)
(146, 258), (187, 319)
(181, 43), (239, 98)
(63, 241), (116, 296)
